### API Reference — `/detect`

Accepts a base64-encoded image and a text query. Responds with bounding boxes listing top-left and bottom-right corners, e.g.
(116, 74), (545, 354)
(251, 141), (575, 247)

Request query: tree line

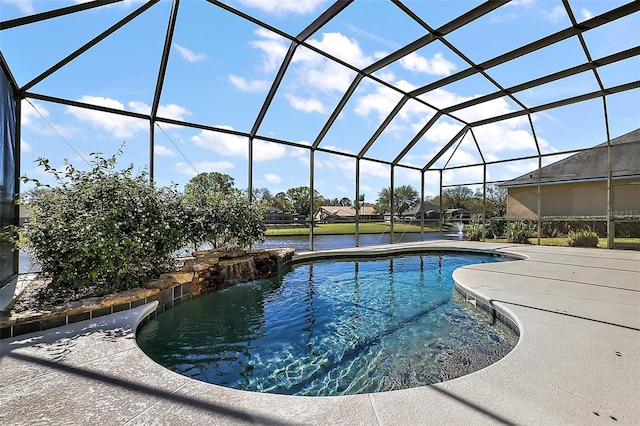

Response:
(193, 172), (507, 219)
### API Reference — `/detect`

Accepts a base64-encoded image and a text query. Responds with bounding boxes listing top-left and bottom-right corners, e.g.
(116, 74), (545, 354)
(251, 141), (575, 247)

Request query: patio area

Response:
(1, 241), (638, 425)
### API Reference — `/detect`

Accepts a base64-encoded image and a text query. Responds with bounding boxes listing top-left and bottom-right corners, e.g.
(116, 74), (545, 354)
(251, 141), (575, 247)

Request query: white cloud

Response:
(21, 138), (32, 153)
(354, 84), (403, 120)
(229, 75), (269, 92)
(2, 0), (35, 14)
(542, 5), (566, 23)
(250, 28), (288, 73)
(285, 94), (325, 113)
(248, 30), (362, 97)
(352, 80), (437, 139)
(505, 161), (537, 174)
(173, 43), (205, 62)
(359, 159), (389, 179)
(442, 166), (484, 185)
(290, 146), (309, 157)
(580, 8), (593, 21)
(154, 145), (175, 157)
(175, 160), (234, 177)
(399, 52), (456, 76)
(237, 0), (326, 14)
(287, 33), (367, 94)
(128, 101), (191, 121)
(21, 101), (52, 136)
(302, 60), (354, 93)
(65, 96), (191, 139)
(444, 147), (480, 167)
(306, 32), (372, 69)
(191, 127), (287, 161)
(448, 97), (518, 123)
(65, 95), (144, 138)
(424, 120), (465, 145)
(374, 70), (397, 82)
(510, 0), (535, 7)
(264, 173), (282, 184)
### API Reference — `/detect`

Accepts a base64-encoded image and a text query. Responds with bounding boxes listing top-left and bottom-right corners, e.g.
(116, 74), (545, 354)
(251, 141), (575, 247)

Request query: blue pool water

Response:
(136, 252), (517, 396)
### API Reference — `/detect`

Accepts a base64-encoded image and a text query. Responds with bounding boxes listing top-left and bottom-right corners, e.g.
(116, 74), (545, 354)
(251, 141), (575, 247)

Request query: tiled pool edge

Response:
(453, 281), (520, 337)
(0, 281), (190, 340)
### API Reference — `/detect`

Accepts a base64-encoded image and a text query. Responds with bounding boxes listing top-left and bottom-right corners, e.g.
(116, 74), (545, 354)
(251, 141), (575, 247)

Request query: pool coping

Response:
(1, 240), (638, 425)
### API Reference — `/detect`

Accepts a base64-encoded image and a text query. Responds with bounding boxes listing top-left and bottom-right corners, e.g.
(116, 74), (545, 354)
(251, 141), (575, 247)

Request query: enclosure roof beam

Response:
(0, 52), (19, 96)
(20, 0), (160, 94)
(249, 43), (297, 137)
(151, 0), (179, 120)
(312, 74), (364, 149)
(358, 96), (409, 158)
(409, 1), (640, 98)
(365, 0), (508, 74)
(423, 125), (469, 172)
(0, 0), (124, 30)
(470, 80), (640, 128)
(392, 112), (443, 166)
(348, 0), (507, 157)
(297, 0), (353, 41)
(24, 92), (150, 120)
(442, 46), (640, 116)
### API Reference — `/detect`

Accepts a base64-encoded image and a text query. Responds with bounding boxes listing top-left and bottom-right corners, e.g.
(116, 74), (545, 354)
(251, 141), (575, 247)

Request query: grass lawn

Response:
(266, 222), (440, 236)
(485, 237), (640, 249)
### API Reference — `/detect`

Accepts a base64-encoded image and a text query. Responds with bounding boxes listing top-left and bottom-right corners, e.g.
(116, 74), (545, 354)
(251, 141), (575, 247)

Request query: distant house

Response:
(401, 203), (441, 221)
(314, 203), (380, 223)
(444, 208), (471, 221)
(263, 207), (301, 224)
(502, 128), (640, 217)
(383, 203), (441, 222)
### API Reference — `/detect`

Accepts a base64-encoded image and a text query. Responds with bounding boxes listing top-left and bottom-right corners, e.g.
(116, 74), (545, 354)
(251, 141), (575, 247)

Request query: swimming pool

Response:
(137, 251), (518, 396)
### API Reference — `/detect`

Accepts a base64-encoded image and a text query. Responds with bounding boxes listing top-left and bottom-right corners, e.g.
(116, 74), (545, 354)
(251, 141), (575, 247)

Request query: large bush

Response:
(505, 221), (531, 244)
(464, 223), (483, 241)
(566, 229), (599, 247)
(21, 152), (188, 293)
(182, 192), (267, 250)
(182, 172), (267, 250)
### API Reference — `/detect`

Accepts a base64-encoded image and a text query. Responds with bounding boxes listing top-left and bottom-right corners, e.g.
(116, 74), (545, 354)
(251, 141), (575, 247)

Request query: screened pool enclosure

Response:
(1, 0), (639, 282)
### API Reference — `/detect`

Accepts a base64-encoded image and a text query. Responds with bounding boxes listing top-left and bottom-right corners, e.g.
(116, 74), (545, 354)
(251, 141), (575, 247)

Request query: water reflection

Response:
(255, 232), (451, 252)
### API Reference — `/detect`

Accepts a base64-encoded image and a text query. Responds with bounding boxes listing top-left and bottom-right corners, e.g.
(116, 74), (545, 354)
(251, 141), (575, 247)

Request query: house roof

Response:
(317, 205), (378, 217)
(403, 203), (441, 215)
(502, 128), (640, 188)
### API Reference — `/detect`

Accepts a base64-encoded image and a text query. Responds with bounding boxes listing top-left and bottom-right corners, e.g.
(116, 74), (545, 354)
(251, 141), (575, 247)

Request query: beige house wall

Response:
(506, 178), (640, 218)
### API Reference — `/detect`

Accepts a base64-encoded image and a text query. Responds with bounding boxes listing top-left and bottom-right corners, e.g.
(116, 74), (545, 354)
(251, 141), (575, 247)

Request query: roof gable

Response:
(502, 128), (640, 187)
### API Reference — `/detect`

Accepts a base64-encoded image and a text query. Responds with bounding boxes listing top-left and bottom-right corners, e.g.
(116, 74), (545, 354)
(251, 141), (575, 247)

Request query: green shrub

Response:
(21, 151), (188, 293)
(505, 221), (531, 244)
(464, 224), (483, 241)
(566, 229), (599, 247)
(182, 192), (267, 250)
(182, 172), (267, 250)
(486, 219), (507, 239)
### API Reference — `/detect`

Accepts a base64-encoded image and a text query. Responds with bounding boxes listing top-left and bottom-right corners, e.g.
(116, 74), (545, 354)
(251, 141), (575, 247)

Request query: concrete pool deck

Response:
(1, 241), (638, 425)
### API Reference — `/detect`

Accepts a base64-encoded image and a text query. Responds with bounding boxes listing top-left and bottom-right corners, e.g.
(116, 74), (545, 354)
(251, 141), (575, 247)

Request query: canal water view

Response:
(19, 232), (463, 273)
(254, 231), (460, 252)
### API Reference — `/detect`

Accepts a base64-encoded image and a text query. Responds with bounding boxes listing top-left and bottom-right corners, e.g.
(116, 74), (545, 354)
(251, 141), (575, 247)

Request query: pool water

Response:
(137, 252), (517, 396)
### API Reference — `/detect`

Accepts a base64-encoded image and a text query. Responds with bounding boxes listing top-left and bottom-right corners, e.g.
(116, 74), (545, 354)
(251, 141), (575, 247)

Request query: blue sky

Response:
(1, 0), (639, 201)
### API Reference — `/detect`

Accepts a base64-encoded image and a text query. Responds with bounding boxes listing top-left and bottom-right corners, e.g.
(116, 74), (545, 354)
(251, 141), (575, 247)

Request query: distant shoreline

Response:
(266, 222), (444, 237)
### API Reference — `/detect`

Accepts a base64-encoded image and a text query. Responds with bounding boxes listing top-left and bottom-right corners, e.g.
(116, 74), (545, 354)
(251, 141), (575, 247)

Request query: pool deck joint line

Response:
(0, 241), (638, 425)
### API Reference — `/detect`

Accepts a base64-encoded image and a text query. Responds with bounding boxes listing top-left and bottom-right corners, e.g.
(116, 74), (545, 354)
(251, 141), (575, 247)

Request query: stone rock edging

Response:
(0, 247), (294, 339)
